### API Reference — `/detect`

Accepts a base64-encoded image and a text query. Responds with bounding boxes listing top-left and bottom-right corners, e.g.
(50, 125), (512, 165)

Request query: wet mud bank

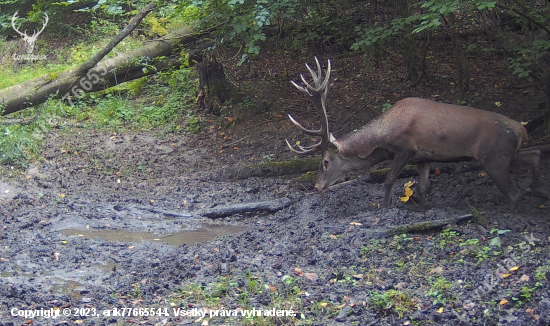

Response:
(1, 130), (550, 326)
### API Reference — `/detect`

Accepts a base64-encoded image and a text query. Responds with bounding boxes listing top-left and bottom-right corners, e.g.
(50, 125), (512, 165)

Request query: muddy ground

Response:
(1, 53), (550, 326)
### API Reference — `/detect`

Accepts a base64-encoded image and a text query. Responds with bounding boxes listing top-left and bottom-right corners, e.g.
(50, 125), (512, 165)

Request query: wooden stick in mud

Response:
(324, 213), (475, 237)
(199, 197), (292, 218)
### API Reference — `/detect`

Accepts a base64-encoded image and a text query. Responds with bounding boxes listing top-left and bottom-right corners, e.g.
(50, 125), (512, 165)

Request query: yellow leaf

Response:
(499, 299), (509, 305)
(509, 266), (520, 272)
(400, 187), (414, 202)
(437, 307), (444, 313)
(495, 101), (502, 107)
(319, 302), (328, 307)
(404, 181), (415, 187)
(503, 273), (511, 278)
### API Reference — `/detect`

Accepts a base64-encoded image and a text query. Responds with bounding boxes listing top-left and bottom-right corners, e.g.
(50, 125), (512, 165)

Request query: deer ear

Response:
(327, 141), (339, 152)
(329, 132), (336, 142)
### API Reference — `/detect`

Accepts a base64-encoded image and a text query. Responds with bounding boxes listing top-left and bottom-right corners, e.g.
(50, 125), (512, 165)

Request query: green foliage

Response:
(94, 94), (135, 126)
(369, 289), (416, 318)
(352, 16), (419, 52)
(439, 228), (459, 248)
(186, 0), (359, 60)
(508, 39), (550, 78)
(0, 123), (42, 167)
(427, 277), (455, 306)
(512, 283), (540, 306)
(189, 0), (272, 58)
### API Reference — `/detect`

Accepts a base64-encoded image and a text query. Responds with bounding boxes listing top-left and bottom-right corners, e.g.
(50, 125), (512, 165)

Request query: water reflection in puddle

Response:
(59, 223), (247, 246)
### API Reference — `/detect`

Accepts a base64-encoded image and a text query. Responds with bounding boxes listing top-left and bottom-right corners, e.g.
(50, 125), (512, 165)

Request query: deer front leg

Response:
(383, 151), (414, 207)
(417, 162), (431, 206)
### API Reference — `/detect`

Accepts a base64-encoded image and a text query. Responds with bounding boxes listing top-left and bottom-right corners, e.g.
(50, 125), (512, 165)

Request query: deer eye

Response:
(323, 159), (329, 170)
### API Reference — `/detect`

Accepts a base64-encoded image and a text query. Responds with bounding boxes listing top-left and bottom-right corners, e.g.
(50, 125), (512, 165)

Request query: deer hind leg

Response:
(383, 151), (414, 207)
(482, 159), (522, 211)
(416, 163), (431, 206)
(513, 149), (549, 199)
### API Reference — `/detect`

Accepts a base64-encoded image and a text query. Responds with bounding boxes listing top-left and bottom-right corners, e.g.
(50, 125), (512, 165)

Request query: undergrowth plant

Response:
(369, 289), (417, 318)
(174, 272), (304, 325)
(0, 63), (200, 169)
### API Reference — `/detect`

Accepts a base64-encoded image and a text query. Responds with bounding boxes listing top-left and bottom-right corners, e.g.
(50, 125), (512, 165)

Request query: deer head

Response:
(12, 11), (49, 54)
(285, 58), (353, 191)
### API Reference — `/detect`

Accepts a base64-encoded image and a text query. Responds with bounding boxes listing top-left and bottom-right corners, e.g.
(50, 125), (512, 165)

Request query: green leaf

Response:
(489, 237), (502, 247)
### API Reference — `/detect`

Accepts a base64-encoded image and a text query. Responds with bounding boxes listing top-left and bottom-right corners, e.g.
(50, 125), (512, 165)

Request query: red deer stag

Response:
(285, 58), (546, 210)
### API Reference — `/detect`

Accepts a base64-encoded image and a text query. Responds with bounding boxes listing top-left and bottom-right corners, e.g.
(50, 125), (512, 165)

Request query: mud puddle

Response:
(59, 223), (248, 246)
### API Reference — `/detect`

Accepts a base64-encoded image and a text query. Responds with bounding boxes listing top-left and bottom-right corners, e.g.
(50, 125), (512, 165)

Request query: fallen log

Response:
(0, 3), (212, 116)
(198, 197), (293, 218)
(324, 213), (475, 237)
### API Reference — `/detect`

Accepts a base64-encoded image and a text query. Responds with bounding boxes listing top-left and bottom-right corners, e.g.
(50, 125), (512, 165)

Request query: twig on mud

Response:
(198, 197), (292, 218)
(114, 204), (194, 218)
(324, 213), (475, 238)
(220, 135), (251, 149)
(327, 178), (363, 190)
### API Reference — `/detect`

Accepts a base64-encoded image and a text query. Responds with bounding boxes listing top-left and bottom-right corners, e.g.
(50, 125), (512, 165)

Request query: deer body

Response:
(336, 98), (525, 163)
(318, 97), (542, 209)
(286, 59), (545, 210)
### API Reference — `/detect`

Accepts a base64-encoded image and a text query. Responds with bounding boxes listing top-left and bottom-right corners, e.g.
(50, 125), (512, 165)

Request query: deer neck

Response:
(334, 122), (383, 159)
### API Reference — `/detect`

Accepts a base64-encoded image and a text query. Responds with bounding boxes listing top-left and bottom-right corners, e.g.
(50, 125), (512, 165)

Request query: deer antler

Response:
(11, 12), (48, 38)
(11, 11), (26, 37)
(285, 57), (332, 155)
(33, 13), (50, 36)
(34, 13), (49, 38)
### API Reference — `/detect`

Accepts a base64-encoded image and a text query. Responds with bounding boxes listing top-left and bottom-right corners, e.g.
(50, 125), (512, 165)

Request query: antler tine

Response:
(36, 13), (49, 35)
(299, 73), (316, 93)
(284, 139), (322, 156)
(11, 11), (24, 36)
(290, 80), (312, 96)
(288, 114), (324, 136)
(320, 59), (331, 93)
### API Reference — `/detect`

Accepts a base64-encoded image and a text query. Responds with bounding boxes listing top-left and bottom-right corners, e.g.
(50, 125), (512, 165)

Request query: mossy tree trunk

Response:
(196, 54), (239, 115)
